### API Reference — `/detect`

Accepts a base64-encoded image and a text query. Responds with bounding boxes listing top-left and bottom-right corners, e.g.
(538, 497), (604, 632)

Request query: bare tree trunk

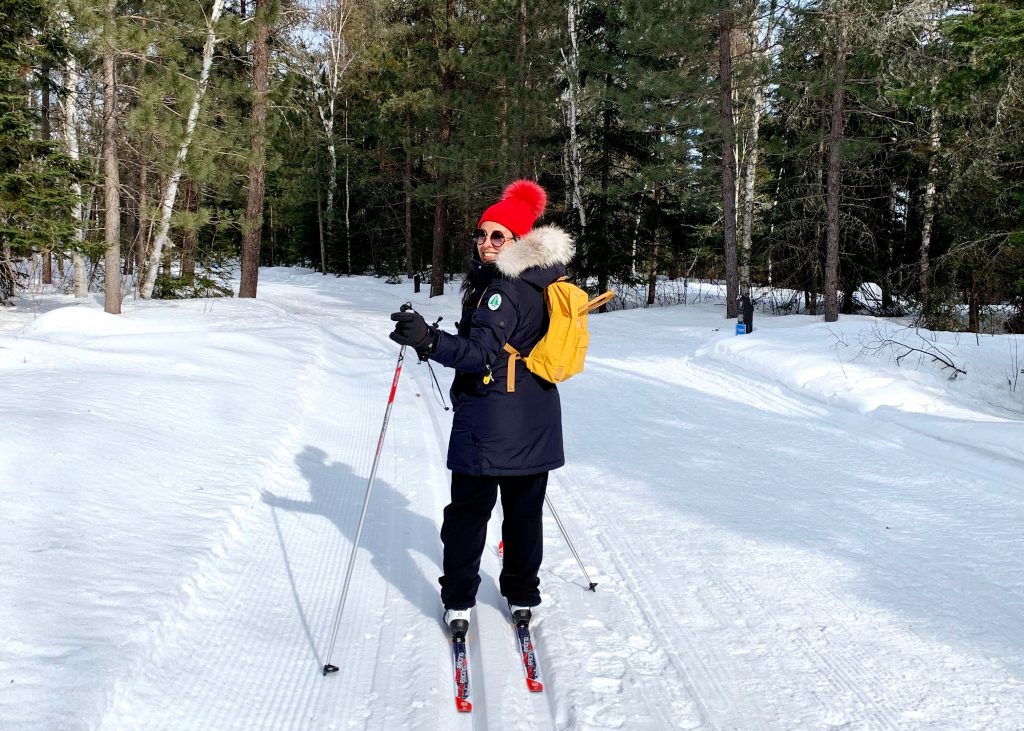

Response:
(883, 180), (898, 311)
(309, 0), (358, 275)
(404, 128), (414, 278)
(102, 3), (122, 314)
(719, 4), (739, 318)
(344, 101), (351, 274)
(180, 178), (199, 277)
(1, 246), (15, 304)
(324, 122), (336, 273)
(823, 11), (847, 323)
(62, 39), (87, 298)
(430, 164), (450, 297)
(810, 136), (826, 316)
(140, 0), (226, 299)
(269, 200), (275, 265)
(766, 164), (783, 293)
(597, 72), (612, 308)
(738, 89), (761, 297)
(316, 149), (326, 272)
(40, 63), (53, 285)
(430, 0), (455, 298)
(516, 0), (528, 175)
(123, 157), (137, 276)
(135, 162), (149, 281)
(647, 187), (661, 306)
(738, 0), (778, 297)
(630, 204), (644, 280)
(240, 0), (271, 298)
(562, 0), (586, 234)
(920, 106), (940, 307)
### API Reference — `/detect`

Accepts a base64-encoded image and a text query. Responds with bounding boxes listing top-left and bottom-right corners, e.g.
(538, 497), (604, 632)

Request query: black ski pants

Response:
(439, 471), (548, 611)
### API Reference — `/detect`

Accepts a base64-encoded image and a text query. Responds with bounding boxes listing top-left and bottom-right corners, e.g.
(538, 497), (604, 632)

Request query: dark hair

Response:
(460, 266), (475, 306)
(460, 255), (480, 306)
(461, 247), (495, 307)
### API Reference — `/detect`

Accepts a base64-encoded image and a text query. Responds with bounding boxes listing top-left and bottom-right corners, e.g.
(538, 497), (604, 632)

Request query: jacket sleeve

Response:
(430, 281), (519, 373)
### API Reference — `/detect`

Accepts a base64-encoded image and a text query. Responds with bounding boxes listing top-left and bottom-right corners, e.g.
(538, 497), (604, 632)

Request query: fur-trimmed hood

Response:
(495, 225), (575, 278)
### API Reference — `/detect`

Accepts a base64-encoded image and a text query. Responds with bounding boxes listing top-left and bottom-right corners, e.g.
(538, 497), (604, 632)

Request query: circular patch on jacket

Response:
(487, 293), (502, 311)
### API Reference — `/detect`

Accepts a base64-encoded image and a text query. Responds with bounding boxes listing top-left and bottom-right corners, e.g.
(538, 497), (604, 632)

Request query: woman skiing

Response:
(388, 180), (574, 636)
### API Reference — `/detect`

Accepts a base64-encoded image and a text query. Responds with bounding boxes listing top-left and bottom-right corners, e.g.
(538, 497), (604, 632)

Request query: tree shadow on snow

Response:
(262, 446), (443, 667)
(577, 366), (1024, 665)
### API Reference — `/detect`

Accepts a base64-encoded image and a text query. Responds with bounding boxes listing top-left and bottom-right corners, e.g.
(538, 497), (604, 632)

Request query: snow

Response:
(2, 268), (1023, 730)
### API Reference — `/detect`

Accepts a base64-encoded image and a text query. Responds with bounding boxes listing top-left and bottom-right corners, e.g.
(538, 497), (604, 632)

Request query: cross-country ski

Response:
(449, 631), (473, 713)
(510, 606), (544, 693)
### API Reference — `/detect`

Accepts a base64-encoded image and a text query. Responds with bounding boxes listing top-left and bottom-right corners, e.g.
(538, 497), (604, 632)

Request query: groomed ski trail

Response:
(539, 307), (1024, 730)
(97, 289), (450, 729)
(96, 278), (569, 730)
(89, 272), (1024, 730)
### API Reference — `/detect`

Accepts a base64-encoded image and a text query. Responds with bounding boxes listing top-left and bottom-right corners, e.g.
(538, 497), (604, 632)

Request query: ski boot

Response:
(443, 608), (472, 642)
(508, 603), (533, 628)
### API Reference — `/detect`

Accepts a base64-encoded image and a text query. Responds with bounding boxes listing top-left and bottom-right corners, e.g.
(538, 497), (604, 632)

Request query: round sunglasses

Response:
(472, 229), (517, 246)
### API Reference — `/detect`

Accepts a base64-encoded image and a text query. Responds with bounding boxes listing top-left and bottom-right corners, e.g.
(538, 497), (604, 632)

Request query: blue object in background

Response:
(737, 294), (754, 334)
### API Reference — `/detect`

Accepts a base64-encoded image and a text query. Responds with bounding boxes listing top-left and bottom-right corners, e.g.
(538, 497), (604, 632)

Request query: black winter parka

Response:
(430, 225), (575, 476)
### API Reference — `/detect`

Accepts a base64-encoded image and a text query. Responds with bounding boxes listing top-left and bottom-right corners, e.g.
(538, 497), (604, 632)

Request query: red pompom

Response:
(478, 179), (548, 235)
(502, 180), (547, 218)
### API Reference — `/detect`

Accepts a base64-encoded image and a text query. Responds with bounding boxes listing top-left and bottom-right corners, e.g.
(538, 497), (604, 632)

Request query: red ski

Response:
(451, 634), (473, 712)
(513, 618), (544, 693)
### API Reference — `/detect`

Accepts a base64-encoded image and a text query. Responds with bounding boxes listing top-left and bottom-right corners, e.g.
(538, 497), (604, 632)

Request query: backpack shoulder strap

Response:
(500, 277), (553, 393)
(585, 290), (615, 313)
(503, 343), (520, 393)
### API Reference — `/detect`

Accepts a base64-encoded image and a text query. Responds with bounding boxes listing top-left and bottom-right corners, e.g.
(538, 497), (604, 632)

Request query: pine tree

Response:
(0, 0), (80, 304)
(239, 0), (276, 298)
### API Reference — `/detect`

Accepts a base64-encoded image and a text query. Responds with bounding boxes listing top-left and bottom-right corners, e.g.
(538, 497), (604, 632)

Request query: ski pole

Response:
(544, 495), (598, 592)
(322, 302), (413, 676)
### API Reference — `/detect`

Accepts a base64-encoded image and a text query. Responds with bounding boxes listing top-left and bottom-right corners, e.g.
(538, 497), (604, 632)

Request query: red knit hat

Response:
(477, 180), (547, 237)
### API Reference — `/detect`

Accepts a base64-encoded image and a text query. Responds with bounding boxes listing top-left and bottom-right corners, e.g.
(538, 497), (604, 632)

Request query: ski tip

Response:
(322, 664), (339, 676)
(455, 697), (473, 713)
(526, 678), (544, 693)
(588, 582), (598, 592)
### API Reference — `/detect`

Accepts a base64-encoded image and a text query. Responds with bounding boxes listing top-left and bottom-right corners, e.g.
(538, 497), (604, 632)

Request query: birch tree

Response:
(737, 0), (780, 296)
(561, 0), (586, 234)
(40, 63), (54, 286)
(62, 10), (88, 299)
(302, 0), (358, 274)
(139, 0), (227, 299)
(917, 1), (943, 308)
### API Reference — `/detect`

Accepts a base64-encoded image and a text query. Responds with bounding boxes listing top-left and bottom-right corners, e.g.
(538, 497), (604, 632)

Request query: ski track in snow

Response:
(95, 280), (565, 731)
(552, 312), (1024, 730)
(98, 290), (448, 730)
(5, 271), (1024, 730)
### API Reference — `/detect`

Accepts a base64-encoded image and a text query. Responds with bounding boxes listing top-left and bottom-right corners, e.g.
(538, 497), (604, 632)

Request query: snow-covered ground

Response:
(2, 268), (1023, 730)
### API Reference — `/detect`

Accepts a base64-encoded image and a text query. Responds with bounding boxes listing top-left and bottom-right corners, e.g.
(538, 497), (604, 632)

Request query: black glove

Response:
(389, 310), (438, 359)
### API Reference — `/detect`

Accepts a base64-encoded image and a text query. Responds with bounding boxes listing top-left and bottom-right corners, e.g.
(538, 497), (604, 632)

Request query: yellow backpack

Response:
(501, 278), (615, 392)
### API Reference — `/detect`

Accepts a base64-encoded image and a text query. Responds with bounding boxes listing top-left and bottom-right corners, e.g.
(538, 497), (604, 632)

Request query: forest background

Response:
(2, 0), (1022, 332)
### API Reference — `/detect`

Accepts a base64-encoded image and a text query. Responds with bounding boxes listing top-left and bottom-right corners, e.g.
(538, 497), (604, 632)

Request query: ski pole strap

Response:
(584, 290), (616, 313)
(427, 359), (450, 410)
(503, 343), (520, 393)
